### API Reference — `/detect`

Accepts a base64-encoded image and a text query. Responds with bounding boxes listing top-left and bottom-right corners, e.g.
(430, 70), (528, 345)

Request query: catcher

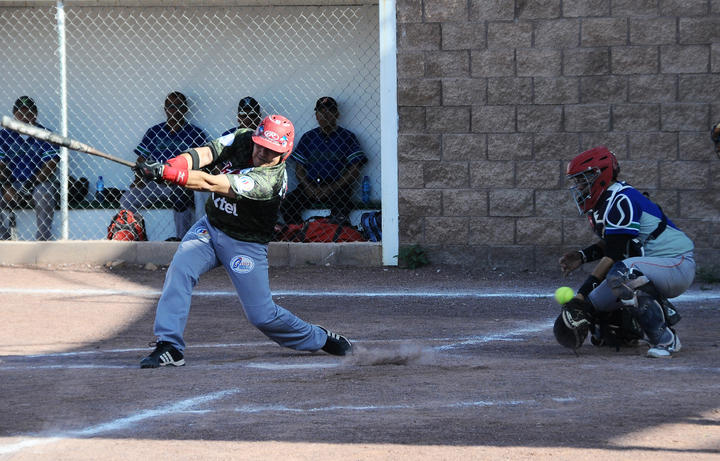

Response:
(554, 146), (695, 358)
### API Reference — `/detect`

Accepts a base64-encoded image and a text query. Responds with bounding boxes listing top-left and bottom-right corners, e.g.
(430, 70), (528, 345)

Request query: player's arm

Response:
(34, 156), (59, 183)
(559, 240), (606, 276)
(573, 256), (614, 300)
(133, 157), (236, 197)
(184, 170), (234, 197)
(0, 157), (10, 185)
(574, 234), (632, 300)
(327, 162), (362, 194)
(168, 146), (215, 171)
(296, 164), (310, 188)
(0, 158), (13, 201)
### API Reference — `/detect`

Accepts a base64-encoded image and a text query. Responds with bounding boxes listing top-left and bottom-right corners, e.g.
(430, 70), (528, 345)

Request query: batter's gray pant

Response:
(589, 253), (696, 312)
(152, 216), (326, 353)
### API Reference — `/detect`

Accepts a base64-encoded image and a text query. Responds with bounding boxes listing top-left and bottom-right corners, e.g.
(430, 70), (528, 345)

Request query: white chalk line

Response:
(4, 320), (554, 361)
(1, 362), (345, 371)
(580, 364), (720, 374)
(232, 398), (546, 414)
(0, 388), (240, 455)
(0, 389), (580, 456)
(437, 320), (554, 350)
(0, 287), (718, 301)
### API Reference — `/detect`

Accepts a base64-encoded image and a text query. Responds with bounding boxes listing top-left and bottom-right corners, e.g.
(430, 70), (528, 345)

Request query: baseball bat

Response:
(1, 115), (135, 168)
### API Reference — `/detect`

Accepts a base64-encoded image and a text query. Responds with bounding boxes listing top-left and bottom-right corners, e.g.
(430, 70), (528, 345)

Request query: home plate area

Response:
(1, 265), (719, 459)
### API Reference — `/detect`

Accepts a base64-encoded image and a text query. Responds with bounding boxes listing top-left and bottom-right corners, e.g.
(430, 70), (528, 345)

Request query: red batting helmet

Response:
(566, 146), (620, 214)
(252, 114), (295, 161)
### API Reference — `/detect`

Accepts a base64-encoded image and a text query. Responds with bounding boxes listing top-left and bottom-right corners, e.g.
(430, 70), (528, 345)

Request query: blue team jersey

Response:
(135, 122), (209, 162)
(592, 182), (694, 257)
(291, 126), (366, 182)
(0, 123), (59, 182)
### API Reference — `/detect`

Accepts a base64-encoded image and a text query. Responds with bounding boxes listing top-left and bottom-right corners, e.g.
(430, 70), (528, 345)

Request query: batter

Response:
(135, 114), (352, 368)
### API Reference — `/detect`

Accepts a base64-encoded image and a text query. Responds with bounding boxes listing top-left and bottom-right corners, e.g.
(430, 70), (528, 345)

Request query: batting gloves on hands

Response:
(134, 159), (188, 186)
(135, 159), (165, 181)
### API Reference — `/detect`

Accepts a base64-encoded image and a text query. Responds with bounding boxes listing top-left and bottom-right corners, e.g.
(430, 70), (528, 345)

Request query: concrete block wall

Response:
(397, 0), (720, 270)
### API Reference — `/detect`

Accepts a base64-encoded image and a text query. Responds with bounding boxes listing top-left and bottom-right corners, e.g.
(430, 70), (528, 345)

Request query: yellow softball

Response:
(554, 286), (574, 305)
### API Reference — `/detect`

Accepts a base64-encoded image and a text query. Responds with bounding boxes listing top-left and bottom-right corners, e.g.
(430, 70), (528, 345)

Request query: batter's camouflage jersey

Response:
(203, 129), (287, 243)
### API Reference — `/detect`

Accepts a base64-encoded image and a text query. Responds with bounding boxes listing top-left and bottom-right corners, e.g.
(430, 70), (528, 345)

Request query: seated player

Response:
(0, 96), (59, 240)
(119, 91), (209, 239)
(280, 96), (367, 224)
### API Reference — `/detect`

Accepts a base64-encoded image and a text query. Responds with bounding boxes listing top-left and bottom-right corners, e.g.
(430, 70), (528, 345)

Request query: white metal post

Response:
(56, 0), (69, 239)
(379, 0), (398, 266)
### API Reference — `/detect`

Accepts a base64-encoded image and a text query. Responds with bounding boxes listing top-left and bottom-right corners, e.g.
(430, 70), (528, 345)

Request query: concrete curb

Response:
(0, 241), (383, 266)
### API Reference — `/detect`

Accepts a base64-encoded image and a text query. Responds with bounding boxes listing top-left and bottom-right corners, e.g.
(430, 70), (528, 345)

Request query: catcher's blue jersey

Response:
(590, 182), (694, 258)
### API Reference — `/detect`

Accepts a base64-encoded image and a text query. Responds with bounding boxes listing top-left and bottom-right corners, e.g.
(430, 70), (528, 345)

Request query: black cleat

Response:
(140, 341), (185, 368)
(319, 327), (352, 356)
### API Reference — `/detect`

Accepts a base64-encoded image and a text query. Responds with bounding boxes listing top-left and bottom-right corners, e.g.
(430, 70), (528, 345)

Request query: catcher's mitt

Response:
(554, 298), (594, 350)
(553, 313), (588, 349)
(561, 298), (594, 329)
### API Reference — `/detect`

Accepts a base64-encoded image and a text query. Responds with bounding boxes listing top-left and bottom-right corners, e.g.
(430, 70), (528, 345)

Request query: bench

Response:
(8, 208), (176, 241)
(6, 191), (209, 241)
(301, 208), (379, 230)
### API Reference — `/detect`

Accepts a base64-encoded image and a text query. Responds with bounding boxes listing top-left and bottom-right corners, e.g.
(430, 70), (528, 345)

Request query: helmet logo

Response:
(264, 130), (280, 141)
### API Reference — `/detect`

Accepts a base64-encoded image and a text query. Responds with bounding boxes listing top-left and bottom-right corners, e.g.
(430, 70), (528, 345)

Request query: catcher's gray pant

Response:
(119, 182), (193, 239)
(588, 252), (696, 312)
(152, 216), (326, 353)
(0, 181), (56, 240)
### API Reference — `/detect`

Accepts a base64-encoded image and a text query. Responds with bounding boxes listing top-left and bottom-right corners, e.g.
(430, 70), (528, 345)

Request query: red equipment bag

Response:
(107, 209), (147, 241)
(279, 217), (365, 243)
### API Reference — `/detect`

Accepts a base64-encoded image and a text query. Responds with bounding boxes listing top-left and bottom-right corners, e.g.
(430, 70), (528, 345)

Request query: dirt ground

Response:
(0, 264), (719, 460)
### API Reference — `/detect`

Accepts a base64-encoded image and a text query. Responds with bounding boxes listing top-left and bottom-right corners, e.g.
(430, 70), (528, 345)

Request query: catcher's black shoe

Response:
(140, 341), (185, 368)
(319, 327), (352, 356)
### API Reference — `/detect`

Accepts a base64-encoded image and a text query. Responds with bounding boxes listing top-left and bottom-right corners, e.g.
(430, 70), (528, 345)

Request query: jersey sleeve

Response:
(291, 133), (310, 166)
(0, 131), (9, 159)
(134, 127), (156, 159)
(227, 167), (282, 201)
(38, 140), (59, 161)
(206, 129), (253, 164)
(344, 130), (367, 166)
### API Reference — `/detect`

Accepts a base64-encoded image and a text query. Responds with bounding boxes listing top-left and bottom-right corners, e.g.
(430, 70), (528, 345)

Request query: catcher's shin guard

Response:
(628, 292), (668, 345)
(636, 281), (681, 327)
(607, 271), (681, 329)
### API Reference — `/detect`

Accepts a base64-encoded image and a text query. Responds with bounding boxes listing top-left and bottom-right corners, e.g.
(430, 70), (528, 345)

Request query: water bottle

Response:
(95, 176), (105, 203)
(361, 175), (370, 205)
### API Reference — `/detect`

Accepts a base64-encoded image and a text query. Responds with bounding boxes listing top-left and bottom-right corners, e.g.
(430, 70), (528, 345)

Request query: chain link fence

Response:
(0, 2), (380, 241)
